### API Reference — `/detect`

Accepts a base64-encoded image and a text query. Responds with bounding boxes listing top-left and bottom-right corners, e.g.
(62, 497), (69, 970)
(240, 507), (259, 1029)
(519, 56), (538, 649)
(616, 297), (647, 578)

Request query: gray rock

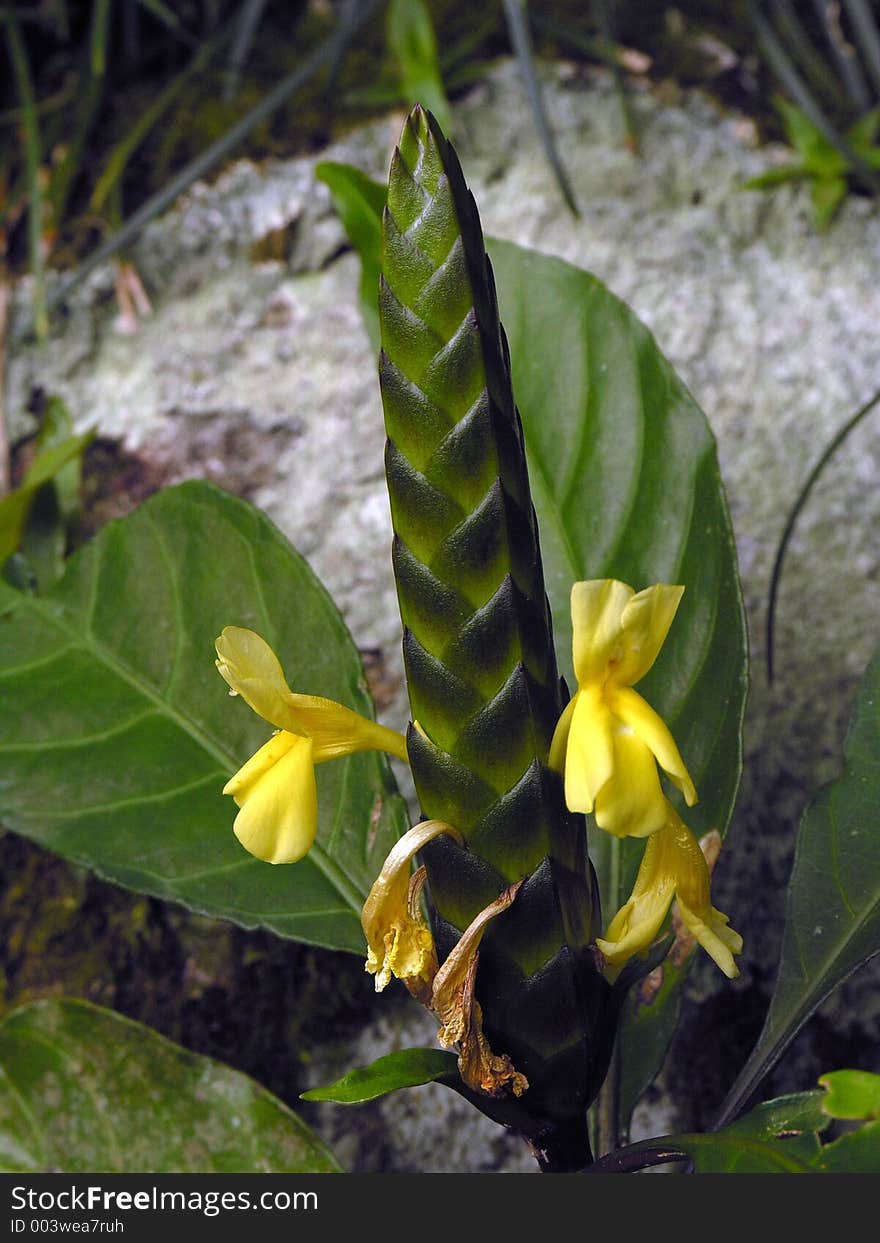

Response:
(7, 56), (878, 1165)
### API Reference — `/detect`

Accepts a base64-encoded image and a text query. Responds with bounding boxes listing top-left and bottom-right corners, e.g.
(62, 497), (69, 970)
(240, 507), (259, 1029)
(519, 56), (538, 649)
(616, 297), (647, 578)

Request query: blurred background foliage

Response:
(4, 0), (880, 318)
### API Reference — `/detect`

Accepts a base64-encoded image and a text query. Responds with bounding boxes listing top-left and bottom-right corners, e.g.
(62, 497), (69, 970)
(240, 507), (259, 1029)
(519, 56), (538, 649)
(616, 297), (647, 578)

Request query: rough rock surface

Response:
(7, 58), (879, 1170)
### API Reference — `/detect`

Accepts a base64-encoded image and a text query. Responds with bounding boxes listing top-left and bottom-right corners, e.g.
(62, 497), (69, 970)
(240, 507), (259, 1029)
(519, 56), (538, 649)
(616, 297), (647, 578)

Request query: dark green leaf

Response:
(617, 956), (687, 1135)
(810, 1122), (880, 1172)
(490, 237), (747, 865)
(0, 998), (341, 1173)
(0, 431), (92, 564)
(718, 656), (880, 1126)
(301, 1048), (459, 1103)
(0, 480), (408, 953)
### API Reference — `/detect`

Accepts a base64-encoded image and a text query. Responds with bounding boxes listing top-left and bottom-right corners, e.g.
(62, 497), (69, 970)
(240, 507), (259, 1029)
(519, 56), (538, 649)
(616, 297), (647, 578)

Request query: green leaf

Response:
(0, 430), (92, 565)
(386, 0), (454, 138)
(0, 479), (408, 953)
(490, 237), (746, 864)
(301, 1048), (459, 1103)
(810, 1122), (880, 1172)
(315, 160), (387, 352)
(811, 175), (848, 231)
(718, 655), (880, 1126)
(616, 955), (687, 1135)
(777, 96), (844, 172)
(604, 1079), (880, 1173)
(819, 1069), (880, 1121)
(0, 998), (341, 1173)
(609, 1091), (828, 1173)
(491, 239), (746, 1138)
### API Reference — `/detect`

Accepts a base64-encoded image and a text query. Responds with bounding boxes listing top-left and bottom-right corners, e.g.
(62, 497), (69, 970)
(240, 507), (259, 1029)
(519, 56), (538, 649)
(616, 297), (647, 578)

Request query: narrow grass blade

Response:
(766, 387), (880, 684)
(843, 0), (880, 96)
(591, 0), (639, 153)
(502, 0), (580, 215)
(2, 10), (47, 342)
(17, 0), (382, 341)
(224, 0), (272, 101)
(811, 0), (871, 111)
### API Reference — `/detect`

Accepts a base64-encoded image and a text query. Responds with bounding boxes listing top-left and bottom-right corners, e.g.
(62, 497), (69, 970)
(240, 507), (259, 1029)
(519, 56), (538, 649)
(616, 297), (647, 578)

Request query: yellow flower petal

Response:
(216, 627), (409, 763)
(596, 827), (677, 966)
(548, 694), (576, 774)
(676, 897), (742, 979)
(614, 583), (685, 685)
(610, 685), (697, 807)
(593, 726), (670, 838)
(285, 694), (409, 765)
(571, 580), (634, 685)
(563, 686), (614, 815)
(215, 627), (303, 734)
(225, 731), (317, 864)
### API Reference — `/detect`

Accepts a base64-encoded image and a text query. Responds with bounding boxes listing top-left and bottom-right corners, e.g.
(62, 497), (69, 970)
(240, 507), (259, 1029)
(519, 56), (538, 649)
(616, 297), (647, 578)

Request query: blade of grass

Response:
(90, 19), (231, 213)
(46, 0), (113, 234)
(811, 0), (871, 112)
(0, 247), (10, 497)
(591, 0), (639, 154)
(502, 0), (579, 215)
(224, 0), (272, 101)
(771, 0), (845, 107)
(15, 0), (382, 341)
(2, 8), (47, 343)
(843, 0), (880, 97)
(532, 13), (651, 75)
(323, 0), (361, 97)
(766, 387), (880, 684)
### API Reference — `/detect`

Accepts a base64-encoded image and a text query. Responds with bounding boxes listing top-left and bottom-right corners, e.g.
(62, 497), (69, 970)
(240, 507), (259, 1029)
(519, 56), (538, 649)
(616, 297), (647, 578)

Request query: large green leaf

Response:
(0, 998), (341, 1173)
(318, 160), (747, 1135)
(490, 238), (746, 851)
(718, 655), (880, 1125)
(0, 480), (408, 953)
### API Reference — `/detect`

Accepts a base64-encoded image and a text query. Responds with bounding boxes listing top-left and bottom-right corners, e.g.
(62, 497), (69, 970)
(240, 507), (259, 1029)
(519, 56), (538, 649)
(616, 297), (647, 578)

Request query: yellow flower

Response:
(596, 803), (742, 979)
(550, 579), (697, 838)
(216, 626), (408, 864)
(361, 819), (459, 998)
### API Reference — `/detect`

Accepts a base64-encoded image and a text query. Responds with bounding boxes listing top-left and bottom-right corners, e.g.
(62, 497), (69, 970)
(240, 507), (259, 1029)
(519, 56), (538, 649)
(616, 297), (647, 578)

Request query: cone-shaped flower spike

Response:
(378, 105), (617, 1169)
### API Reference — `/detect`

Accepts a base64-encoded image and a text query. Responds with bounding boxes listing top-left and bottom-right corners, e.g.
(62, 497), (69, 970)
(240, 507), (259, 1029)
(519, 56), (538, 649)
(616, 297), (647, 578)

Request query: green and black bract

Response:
(378, 104), (618, 1170)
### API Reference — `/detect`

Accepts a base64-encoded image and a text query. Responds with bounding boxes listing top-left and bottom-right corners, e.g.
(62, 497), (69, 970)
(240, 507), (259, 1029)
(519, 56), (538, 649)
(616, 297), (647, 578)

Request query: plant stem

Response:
(595, 1039), (621, 1156)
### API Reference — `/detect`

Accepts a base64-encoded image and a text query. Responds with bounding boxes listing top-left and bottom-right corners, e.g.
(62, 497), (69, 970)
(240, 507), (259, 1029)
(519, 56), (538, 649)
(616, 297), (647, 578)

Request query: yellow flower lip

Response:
(216, 626), (409, 865)
(596, 804), (742, 980)
(551, 579), (697, 838)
